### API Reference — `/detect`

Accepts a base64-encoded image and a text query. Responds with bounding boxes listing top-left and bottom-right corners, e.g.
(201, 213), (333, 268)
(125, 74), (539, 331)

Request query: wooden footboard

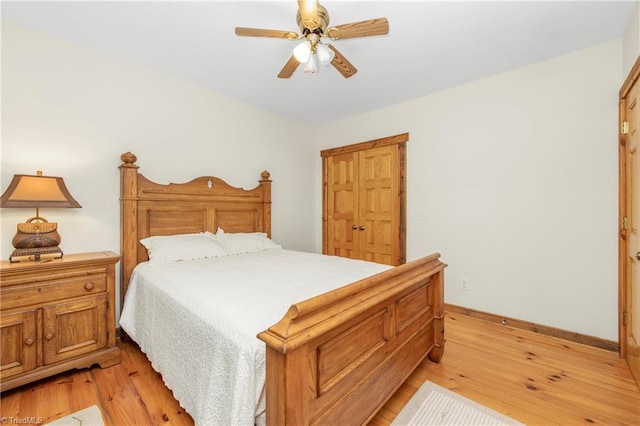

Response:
(258, 253), (446, 425)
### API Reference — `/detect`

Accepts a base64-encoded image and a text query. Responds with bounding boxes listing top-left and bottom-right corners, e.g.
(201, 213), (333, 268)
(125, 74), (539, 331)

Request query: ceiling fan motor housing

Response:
(297, 5), (329, 34)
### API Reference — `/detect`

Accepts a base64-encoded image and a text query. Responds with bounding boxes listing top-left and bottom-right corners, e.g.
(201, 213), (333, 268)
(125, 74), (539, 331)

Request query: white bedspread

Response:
(119, 249), (390, 426)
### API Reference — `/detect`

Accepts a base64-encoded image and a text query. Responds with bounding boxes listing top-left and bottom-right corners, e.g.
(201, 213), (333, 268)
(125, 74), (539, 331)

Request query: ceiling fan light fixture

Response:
(293, 40), (312, 63)
(302, 52), (319, 74)
(316, 42), (334, 65)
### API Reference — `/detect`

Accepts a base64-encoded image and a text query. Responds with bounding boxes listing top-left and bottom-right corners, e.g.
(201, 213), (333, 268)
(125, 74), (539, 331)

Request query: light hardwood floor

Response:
(1, 313), (638, 425)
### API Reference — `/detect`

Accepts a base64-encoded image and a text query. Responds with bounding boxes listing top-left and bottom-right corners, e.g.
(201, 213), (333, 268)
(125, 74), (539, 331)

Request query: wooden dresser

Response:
(0, 251), (120, 392)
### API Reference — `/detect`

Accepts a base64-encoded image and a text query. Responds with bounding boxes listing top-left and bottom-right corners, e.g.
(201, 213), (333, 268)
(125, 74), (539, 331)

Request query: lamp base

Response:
(13, 217), (61, 249)
(10, 246), (63, 263)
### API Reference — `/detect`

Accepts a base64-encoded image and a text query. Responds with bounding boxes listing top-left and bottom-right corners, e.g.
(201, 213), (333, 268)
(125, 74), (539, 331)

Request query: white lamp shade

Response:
(316, 43), (335, 65)
(293, 41), (311, 63)
(302, 53), (319, 74)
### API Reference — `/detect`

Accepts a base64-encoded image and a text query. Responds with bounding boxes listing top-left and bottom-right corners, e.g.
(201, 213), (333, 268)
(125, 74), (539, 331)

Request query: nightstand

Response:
(0, 251), (121, 392)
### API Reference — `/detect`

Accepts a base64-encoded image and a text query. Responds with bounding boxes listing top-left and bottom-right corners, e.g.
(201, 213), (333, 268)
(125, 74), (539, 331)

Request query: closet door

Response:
(324, 151), (359, 260)
(322, 133), (407, 266)
(358, 145), (400, 265)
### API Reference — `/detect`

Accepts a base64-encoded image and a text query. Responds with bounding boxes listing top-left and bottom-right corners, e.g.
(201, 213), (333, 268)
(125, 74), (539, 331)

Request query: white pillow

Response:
(140, 233), (227, 264)
(212, 228), (281, 255)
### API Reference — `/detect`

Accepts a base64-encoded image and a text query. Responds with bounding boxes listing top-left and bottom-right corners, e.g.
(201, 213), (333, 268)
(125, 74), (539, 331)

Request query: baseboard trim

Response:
(445, 303), (619, 353)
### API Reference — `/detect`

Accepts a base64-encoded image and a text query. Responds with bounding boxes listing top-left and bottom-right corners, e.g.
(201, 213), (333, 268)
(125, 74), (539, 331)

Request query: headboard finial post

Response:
(120, 152), (139, 310)
(260, 170), (272, 238)
(120, 152), (138, 167)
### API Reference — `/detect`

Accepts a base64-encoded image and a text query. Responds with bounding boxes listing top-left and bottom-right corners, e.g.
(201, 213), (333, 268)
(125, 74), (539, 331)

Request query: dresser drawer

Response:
(1, 269), (107, 310)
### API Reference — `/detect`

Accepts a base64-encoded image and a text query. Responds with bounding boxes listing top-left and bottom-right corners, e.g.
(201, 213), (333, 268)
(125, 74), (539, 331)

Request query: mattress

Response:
(119, 249), (391, 426)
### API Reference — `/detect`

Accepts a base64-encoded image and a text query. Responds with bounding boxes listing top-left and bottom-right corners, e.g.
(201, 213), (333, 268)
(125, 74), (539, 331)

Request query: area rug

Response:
(391, 381), (523, 425)
(45, 405), (104, 426)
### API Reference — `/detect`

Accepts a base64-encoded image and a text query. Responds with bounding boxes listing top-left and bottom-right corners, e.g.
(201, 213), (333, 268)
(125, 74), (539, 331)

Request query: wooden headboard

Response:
(119, 152), (272, 299)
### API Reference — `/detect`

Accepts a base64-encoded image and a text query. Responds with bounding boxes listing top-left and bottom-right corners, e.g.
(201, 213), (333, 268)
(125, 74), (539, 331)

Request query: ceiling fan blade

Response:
(297, 0), (319, 30)
(326, 17), (389, 40)
(327, 45), (357, 78)
(278, 55), (300, 79)
(235, 27), (299, 39)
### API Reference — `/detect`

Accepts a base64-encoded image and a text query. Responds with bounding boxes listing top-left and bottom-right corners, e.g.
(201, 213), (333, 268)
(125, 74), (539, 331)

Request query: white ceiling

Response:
(2, 0), (636, 125)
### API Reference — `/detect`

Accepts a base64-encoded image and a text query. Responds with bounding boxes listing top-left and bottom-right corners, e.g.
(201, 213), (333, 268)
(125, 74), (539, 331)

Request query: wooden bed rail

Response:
(258, 253), (446, 425)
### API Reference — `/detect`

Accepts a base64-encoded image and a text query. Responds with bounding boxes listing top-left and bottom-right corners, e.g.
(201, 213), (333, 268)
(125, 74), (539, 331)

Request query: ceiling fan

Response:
(235, 0), (389, 78)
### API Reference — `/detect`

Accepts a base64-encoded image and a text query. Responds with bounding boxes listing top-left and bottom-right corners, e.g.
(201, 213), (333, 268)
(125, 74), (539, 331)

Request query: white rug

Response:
(391, 381), (523, 426)
(45, 405), (104, 426)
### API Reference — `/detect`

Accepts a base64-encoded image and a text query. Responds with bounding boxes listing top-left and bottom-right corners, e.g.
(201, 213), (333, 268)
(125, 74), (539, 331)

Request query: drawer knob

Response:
(84, 282), (94, 291)
(24, 337), (34, 346)
(45, 332), (54, 341)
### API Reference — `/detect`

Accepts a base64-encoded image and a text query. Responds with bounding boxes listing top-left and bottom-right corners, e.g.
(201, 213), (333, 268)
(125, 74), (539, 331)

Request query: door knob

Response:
(352, 225), (358, 230)
(359, 226), (365, 231)
(636, 251), (640, 261)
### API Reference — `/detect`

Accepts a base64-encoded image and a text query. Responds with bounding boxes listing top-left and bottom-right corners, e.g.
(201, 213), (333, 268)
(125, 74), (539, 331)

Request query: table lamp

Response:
(0, 171), (81, 262)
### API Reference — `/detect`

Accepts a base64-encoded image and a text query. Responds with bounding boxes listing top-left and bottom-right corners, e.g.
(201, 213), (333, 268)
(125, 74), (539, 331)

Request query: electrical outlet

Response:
(460, 278), (469, 291)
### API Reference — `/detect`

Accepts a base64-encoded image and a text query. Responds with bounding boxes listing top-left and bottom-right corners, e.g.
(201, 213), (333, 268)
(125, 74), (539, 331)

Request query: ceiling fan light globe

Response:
(293, 41), (311, 63)
(316, 42), (335, 65)
(302, 53), (319, 74)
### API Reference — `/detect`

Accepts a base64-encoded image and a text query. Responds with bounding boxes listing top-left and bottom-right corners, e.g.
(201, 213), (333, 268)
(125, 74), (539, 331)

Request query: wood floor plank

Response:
(450, 315), (639, 392)
(90, 346), (156, 426)
(441, 347), (634, 424)
(448, 335), (640, 406)
(369, 313), (639, 425)
(446, 323), (639, 423)
(119, 339), (193, 425)
(411, 354), (610, 425)
(1, 313), (638, 426)
(1, 369), (99, 423)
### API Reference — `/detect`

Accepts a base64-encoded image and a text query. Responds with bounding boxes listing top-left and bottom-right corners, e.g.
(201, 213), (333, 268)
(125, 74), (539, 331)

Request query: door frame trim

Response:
(619, 55), (640, 357)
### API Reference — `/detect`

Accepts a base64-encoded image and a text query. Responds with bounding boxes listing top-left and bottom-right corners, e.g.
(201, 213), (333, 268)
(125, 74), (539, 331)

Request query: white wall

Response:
(623, 1), (640, 75)
(1, 22), (318, 314)
(316, 40), (622, 341)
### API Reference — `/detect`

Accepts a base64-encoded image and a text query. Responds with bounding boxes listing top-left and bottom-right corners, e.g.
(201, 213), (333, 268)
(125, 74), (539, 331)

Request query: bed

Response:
(118, 151), (446, 425)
